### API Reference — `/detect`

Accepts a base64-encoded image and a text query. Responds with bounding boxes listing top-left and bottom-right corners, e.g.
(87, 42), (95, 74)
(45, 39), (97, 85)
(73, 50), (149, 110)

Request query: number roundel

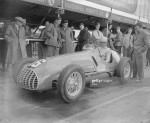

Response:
(30, 59), (46, 68)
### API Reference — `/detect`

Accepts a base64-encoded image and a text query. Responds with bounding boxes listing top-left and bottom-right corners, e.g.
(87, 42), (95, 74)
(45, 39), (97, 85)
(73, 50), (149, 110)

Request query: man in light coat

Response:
(5, 17), (27, 72)
(59, 20), (74, 54)
(132, 23), (150, 82)
(92, 22), (103, 47)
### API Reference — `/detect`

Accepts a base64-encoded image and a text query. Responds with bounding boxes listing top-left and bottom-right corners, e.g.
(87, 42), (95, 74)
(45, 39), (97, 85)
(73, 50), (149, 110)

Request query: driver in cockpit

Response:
(99, 37), (112, 63)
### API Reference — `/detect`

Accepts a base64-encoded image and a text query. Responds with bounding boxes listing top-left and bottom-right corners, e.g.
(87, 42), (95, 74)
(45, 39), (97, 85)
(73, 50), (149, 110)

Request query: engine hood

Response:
(28, 51), (93, 83)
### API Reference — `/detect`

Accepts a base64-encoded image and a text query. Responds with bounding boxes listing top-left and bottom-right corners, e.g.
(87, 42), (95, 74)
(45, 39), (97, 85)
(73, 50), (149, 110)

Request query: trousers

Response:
(45, 45), (59, 57)
(146, 47), (150, 66)
(132, 49), (145, 80)
(114, 46), (122, 55)
(123, 46), (133, 58)
(75, 43), (84, 52)
(38, 42), (47, 59)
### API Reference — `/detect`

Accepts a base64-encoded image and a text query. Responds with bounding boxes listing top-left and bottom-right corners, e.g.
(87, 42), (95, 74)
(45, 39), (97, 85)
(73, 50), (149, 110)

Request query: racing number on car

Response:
(31, 59), (46, 68)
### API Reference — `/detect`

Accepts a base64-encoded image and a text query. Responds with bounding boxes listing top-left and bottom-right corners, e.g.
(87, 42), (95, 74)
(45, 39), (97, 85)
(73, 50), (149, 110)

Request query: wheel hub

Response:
(124, 62), (131, 79)
(66, 72), (82, 97)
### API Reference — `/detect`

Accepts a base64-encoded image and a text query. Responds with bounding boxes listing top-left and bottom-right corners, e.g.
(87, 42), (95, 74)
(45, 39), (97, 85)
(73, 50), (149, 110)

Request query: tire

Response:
(116, 57), (132, 84)
(12, 58), (36, 82)
(57, 64), (86, 103)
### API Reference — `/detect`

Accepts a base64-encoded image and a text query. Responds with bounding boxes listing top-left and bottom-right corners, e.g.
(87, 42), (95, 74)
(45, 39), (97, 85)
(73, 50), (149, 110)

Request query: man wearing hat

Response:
(59, 20), (74, 54)
(114, 26), (123, 55)
(44, 17), (62, 57)
(132, 22), (150, 82)
(75, 23), (89, 51)
(5, 16), (27, 72)
(99, 37), (111, 63)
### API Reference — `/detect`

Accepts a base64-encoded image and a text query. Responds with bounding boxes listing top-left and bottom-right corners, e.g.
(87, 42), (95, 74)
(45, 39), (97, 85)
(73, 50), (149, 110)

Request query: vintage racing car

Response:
(12, 44), (132, 103)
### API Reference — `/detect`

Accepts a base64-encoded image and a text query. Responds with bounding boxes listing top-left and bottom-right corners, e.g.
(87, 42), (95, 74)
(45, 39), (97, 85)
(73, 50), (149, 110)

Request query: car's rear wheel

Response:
(57, 64), (85, 103)
(116, 57), (132, 84)
(12, 58), (36, 82)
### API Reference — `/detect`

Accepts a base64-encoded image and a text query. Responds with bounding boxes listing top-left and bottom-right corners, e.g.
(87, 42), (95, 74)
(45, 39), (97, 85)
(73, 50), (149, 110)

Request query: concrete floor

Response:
(0, 68), (150, 123)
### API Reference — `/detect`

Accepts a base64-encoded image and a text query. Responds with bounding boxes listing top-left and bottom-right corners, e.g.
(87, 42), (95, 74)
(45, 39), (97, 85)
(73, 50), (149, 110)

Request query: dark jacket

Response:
(78, 28), (89, 44)
(114, 31), (123, 46)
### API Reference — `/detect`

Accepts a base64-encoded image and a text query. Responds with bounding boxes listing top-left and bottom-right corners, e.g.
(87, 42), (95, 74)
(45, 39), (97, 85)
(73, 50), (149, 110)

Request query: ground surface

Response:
(0, 67), (150, 123)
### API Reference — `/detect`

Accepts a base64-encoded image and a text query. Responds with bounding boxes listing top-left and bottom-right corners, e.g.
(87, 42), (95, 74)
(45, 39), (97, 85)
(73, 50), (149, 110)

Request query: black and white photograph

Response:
(0, 0), (150, 123)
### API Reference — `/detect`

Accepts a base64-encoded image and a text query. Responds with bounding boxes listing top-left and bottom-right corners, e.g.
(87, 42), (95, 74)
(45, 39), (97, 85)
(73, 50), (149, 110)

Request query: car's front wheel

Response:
(57, 64), (85, 103)
(116, 57), (132, 84)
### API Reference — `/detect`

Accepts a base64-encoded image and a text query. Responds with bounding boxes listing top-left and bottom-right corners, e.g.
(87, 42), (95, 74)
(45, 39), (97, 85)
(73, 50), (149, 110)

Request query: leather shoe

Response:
(130, 77), (137, 81)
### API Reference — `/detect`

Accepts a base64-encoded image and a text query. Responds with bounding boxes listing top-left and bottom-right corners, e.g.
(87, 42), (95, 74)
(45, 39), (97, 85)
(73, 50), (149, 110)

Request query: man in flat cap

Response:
(5, 16), (27, 73)
(114, 26), (123, 55)
(132, 22), (150, 82)
(44, 17), (62, 57)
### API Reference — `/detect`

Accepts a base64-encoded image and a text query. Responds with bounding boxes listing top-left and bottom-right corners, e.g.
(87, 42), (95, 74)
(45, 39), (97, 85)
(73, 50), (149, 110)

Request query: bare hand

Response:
(26, 40), (29, 45)
(62, 39), (65, 42)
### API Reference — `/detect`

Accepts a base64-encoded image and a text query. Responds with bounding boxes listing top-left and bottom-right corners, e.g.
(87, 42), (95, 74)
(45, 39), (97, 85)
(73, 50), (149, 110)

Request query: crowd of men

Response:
(38, 17), (74, 59)
(0, 16), (150, 83)
(77, 21), (150, 83)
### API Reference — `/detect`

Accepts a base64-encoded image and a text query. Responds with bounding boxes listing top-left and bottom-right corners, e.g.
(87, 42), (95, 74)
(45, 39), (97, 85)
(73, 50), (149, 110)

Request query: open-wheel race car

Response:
(12, 44), (132, 103)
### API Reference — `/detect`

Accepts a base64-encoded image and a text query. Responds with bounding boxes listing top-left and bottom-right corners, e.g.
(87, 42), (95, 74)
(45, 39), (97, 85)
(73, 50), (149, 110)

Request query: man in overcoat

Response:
(132, 23), (150, 82)
(5, 17), (27, 71)
(59, 20), (74, 54)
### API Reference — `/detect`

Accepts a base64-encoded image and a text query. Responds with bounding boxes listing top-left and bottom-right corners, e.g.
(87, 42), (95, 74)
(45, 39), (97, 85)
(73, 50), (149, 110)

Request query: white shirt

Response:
(15, 23), (19, 31)
(92, 30), (103, 40)
(99, 46), (111, 63)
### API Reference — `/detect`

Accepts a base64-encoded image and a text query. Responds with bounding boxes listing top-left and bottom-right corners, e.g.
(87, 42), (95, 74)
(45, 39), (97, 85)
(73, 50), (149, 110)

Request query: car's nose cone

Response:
(17, 66), (39, 90)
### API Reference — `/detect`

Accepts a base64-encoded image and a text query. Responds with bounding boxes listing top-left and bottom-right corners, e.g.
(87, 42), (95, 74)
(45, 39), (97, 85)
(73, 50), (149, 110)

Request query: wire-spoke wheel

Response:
(117, 57), (132, 84)
(66, 72), (83, 97)
(57, 64), (85, 103)
(123, 62), (131, 79)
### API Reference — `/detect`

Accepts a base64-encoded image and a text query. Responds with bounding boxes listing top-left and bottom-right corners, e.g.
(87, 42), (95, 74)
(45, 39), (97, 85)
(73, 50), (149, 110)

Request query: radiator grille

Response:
(17, 67), (38, 90)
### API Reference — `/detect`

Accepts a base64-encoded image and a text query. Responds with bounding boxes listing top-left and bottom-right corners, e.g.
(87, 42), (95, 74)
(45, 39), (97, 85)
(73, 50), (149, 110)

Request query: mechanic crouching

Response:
(99, 37), (111, 63)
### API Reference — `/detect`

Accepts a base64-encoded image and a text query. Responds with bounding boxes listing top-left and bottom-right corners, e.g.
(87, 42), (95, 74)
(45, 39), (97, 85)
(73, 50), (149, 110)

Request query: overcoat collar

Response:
(11, 23), (19, 36)
(136, 30), (144, 40)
